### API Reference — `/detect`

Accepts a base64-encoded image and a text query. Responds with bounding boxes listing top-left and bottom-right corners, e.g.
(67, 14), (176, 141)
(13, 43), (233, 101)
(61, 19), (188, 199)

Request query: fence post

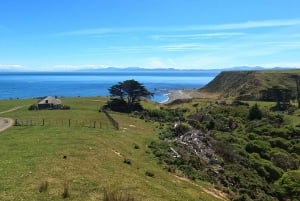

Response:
(69, 119), (71, 127)
(42, 119), (45, 126)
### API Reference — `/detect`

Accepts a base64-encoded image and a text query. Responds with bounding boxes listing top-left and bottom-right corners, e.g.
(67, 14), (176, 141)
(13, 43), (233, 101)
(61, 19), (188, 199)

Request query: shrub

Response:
(28, 104), (38, 110)
(274, 170), (300, 200)
(103, 189), (135, 201)
(105, 99), (143, 113)
(123, 159), (132, 165)
(206, 120), (215, 130)
(62, 183), (70, 198)
(291, 143), (300, 154)
(270, 151), (299, 170)
(245, 140), (271, 159)
(187, 119), (203, 129)
(133, 144), (140, 149)
(249, 154), (283, 182)
(269, 137), (290, 150)
(145, 171), (154, 177)
(173, 122), (192, 136)
(248, 104), (262, 120)
(38, 181), (48, 193)
(61, 105), (71, 110)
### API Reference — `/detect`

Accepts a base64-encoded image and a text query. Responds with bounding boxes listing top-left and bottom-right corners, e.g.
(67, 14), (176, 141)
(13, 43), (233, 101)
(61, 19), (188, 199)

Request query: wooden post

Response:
(42, 119), (45, 126)
(69, 119), (71, 127)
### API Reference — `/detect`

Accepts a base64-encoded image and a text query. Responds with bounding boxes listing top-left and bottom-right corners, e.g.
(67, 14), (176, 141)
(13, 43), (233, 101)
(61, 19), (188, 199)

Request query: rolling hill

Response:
(0, 97), (226, 201)
(200, 69), (300, 100)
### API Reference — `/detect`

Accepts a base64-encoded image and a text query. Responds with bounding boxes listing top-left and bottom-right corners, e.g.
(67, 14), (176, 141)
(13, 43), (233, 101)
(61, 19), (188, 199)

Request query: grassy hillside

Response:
(0, 97), (225, 201)
(200, 69), (300, 100)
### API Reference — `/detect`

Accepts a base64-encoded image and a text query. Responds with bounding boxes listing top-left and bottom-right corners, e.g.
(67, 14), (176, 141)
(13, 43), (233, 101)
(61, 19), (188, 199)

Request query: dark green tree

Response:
(107, 79), (153, 112)
(248, 103), (262, 120)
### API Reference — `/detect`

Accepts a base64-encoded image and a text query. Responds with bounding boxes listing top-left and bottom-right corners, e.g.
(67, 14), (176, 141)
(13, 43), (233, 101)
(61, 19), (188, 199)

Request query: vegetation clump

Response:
(103, 189), (135, 201)
(105, 79), (152, 113)
(148, 100), (300, 200)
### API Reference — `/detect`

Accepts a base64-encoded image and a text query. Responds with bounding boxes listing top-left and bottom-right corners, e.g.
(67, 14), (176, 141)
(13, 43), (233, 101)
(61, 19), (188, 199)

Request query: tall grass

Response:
(103, 189), (134, 201)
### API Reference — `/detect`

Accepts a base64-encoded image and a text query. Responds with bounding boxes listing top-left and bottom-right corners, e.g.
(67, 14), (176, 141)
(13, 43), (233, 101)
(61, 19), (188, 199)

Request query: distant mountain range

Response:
(0, 66), (295, 73)
(76, 66), (292, 73)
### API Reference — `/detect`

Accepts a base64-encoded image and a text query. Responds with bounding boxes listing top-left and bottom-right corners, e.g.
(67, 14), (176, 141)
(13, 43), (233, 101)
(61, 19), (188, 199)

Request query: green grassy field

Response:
(0, 97), (225, 201)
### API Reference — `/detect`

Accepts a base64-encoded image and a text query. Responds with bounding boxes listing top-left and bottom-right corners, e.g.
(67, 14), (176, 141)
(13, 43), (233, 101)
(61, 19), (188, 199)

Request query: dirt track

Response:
(0, 118), (14, 133)
(0, 106), (23, 133)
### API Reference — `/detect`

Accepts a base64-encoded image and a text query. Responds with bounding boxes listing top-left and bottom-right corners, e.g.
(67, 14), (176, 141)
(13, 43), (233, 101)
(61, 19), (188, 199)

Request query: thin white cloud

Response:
(0, 64), (24, 70)
(152, 32), (246, 40)
(159, 43), (222, 52)
(52, 64), (106, 70)
(53, 18), (300, 37)
(193, 19), (300, 31)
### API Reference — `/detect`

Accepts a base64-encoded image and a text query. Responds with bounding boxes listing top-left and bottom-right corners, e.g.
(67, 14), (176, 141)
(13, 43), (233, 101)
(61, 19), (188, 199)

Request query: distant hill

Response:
(200, 69), (300, 100)
(76, 66), (291, 73)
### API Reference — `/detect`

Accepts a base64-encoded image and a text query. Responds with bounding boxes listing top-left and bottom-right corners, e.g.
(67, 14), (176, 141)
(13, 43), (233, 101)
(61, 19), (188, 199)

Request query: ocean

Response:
(0, 71), (217, 102)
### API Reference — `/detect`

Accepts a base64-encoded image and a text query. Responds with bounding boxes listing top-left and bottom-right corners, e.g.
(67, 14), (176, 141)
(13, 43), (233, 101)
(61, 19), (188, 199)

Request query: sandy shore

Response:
(160, 89), (201, 104)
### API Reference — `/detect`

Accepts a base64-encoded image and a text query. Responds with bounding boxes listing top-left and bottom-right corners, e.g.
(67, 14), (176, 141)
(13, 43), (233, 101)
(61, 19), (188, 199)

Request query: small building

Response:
(37, 96), (62, 110)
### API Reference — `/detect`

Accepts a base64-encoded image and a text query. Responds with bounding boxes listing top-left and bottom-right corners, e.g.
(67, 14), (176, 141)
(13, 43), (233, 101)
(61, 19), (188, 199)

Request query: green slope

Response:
(0, 97), (226, 201)
(200, 69), (300, 100)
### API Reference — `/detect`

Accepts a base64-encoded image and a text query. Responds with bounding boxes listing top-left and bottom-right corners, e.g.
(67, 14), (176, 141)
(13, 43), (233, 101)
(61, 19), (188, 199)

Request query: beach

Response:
(160, 89), (201, 104)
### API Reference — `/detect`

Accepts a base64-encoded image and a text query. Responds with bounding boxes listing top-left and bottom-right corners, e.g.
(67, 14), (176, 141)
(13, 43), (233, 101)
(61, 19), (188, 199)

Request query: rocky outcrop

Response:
(173, 129), (217, 164)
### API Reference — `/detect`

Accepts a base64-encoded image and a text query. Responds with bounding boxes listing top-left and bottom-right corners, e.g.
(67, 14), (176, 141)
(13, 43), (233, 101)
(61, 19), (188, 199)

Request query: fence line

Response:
(14, 118), (105, 129)
(101, 109), (119, 130)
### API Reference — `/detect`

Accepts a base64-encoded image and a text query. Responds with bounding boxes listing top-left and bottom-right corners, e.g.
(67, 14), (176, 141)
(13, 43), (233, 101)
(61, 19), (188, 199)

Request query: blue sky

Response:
(1, 0), (300, 71)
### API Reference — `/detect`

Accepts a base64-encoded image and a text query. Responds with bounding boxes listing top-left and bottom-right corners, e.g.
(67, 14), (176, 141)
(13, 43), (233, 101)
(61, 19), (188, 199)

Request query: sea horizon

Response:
(0, 70), (218, 102)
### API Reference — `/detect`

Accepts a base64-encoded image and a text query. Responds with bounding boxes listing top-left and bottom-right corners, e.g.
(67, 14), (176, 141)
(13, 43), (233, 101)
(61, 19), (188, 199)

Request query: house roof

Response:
(38, 96), (62, 105)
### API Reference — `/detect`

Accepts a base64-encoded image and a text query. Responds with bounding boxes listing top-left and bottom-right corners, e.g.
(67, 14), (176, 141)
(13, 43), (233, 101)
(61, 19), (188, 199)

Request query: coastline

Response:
(160, 89), (201, 104)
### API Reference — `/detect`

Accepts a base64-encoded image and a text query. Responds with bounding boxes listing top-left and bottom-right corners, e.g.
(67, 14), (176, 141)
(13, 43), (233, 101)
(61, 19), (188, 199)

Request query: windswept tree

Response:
(248, 103), (262, 120)
(106, 79), (153, 112)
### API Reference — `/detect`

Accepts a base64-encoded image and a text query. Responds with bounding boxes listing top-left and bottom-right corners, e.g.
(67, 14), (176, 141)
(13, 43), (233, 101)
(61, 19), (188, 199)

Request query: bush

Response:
(245, 140), (271, 159)
(173, 123), (192, 136)
(291, 143), (300, 154)
(28, 104), (38, 110)
(103, 189), (135, 201)
(269, 137), (290, 150)
(105, 99), (142, 113)
(248, 104), (262, 120)
(274, 170), (300, 200)
(249, 154), (283, 182)
(62, 183), (70, 198)
(61, 105), (71, 110)
(270, 151), (299, 170)
(133, 144), (140, 149)
(123, 159), (132, 165)
(145, 171), (154, 177)
(38, 181), (48, 193)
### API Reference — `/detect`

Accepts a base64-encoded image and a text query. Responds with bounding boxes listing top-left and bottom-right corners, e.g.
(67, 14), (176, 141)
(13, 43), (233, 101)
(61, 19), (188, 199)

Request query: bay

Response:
(0, 71), (217, 102)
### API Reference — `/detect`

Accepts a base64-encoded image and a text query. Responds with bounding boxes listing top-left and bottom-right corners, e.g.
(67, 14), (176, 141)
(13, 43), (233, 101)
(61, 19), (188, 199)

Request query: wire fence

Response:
(101, 109), (119, 130)
(14, 118), (108, 129)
